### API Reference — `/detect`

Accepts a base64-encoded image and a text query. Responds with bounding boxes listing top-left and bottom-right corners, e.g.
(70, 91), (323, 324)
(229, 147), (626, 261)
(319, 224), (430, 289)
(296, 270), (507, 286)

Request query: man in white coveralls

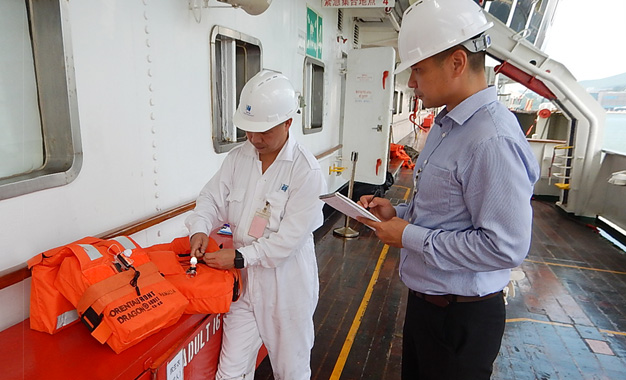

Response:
(185, 70), (326, 380)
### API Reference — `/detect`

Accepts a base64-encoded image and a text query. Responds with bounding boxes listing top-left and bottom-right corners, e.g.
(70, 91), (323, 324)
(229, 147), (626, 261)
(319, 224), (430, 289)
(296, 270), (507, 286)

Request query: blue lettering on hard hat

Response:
(245, 105), (252, 115)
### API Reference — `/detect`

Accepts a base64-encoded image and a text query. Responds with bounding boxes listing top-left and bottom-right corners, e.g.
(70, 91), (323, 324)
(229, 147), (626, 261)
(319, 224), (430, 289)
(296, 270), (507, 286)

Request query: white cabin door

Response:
(341, 47), (395, 185)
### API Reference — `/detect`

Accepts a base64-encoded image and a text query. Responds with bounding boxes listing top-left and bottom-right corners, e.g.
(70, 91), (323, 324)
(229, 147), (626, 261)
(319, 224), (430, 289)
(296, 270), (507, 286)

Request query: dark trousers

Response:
(401, 290), (506, 380)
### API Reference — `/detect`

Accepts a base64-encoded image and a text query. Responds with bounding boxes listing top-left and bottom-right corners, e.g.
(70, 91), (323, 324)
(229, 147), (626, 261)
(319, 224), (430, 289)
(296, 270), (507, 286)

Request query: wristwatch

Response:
(234, 250), (245, 269)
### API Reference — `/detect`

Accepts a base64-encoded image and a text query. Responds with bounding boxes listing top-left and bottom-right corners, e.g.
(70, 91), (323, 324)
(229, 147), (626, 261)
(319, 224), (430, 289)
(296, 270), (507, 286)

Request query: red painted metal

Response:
(494, 62), (557, 100)
(0, 231), (268, 380)
(149, 314), (223, 379)
(0, 313), (221, 380)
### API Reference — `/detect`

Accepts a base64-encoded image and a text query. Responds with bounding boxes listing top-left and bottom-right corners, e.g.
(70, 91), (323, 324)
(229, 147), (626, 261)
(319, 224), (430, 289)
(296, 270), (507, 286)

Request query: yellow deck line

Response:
(328, 182), (624, 378)
(330, 244), (390, 380)
(393, 185), (412, 191)
(328, 218), (625, 376)
(330, 261), (626, 379)
(506, 317), (572, 328)
(599, 329), (626, 337)
(394, 185), (412, 199)
(524, 259), (626, 275)
(330, 183), (412, 378)
(506, 317), (626, 336)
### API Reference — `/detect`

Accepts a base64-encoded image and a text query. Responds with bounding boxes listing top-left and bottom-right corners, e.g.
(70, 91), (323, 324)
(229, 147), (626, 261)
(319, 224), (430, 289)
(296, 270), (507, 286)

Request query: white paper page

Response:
(320, 192), (381, 228)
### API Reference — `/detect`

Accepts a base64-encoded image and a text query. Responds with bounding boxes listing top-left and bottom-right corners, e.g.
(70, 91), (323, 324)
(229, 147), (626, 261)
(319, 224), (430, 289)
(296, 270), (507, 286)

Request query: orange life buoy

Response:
(538, 108), (552, 119)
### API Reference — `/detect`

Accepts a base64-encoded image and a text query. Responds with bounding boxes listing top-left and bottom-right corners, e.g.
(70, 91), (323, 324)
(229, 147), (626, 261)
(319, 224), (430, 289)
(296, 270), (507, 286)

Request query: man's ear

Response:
(449, 48), (468, 78)
(284, 118), (293, 129)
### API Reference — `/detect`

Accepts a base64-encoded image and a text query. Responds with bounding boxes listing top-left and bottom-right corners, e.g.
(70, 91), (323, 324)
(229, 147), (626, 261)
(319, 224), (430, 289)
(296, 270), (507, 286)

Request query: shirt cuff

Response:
(236, 246), (256, 267)
(401, 223), (429, 256)
(395, 204), (408, 220)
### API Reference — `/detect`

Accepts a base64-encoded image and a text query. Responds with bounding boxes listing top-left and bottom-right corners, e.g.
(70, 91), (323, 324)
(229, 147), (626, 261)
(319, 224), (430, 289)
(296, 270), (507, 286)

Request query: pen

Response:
(366, 189), (382, 211)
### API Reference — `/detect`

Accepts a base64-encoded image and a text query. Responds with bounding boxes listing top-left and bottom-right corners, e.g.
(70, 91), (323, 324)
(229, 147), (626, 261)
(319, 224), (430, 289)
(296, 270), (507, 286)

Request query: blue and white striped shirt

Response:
(396, 86), (540, 296)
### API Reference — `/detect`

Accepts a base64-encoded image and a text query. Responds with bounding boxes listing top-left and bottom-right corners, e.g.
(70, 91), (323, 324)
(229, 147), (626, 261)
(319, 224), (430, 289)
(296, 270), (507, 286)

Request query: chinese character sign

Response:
(322, 0), (395, 7)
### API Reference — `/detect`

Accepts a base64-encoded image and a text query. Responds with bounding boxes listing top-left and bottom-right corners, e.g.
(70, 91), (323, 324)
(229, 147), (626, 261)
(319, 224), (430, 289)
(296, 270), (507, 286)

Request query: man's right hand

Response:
(190, 232), (209, 258)
(357, 194), (396, 221)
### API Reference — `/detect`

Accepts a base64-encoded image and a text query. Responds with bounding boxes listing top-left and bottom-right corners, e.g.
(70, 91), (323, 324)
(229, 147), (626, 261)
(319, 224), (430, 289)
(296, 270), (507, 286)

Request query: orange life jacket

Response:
(27, 236), (101, 334)
(32, 236), (189, 353)
(390, 143), (416, 169)
(144, 237), (241, 314)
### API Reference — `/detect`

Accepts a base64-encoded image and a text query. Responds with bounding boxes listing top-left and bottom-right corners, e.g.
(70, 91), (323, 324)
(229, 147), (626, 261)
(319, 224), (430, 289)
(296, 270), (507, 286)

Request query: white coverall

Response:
(186, 135), (326, 380)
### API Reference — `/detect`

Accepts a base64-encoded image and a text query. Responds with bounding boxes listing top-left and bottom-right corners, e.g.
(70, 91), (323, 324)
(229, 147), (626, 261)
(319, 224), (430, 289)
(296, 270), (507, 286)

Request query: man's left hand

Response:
(203, 248), (236, 270)
(358, 216), (409, 248)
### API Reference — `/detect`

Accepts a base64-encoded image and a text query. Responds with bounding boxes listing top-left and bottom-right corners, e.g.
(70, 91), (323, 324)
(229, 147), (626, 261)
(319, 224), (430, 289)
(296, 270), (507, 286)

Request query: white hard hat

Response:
(233, 70), (299, 133)
(394, 0), (494, 74)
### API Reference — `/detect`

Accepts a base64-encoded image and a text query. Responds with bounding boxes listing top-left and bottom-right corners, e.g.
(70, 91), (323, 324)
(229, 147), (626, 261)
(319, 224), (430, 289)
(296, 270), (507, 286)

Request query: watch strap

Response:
(234, 249), (245, 269)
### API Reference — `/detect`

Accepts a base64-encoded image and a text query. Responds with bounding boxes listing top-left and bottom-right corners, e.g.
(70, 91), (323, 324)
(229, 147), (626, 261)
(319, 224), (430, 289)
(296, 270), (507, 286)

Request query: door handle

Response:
(382, 70), (389, 89)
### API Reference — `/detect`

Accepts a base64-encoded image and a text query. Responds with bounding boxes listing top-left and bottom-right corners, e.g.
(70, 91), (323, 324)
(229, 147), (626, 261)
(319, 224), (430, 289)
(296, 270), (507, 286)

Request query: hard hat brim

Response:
(233, 111), (290, 133)
(394, 61), (412, 75)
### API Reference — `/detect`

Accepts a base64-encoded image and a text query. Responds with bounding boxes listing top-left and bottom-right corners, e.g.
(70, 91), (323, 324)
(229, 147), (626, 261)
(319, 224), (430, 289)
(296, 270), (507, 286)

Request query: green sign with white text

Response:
(306, 7), (322, 59)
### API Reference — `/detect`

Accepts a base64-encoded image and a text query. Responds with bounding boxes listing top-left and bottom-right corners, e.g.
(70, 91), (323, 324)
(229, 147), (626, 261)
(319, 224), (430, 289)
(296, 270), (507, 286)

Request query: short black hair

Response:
(432, 45), (486, 73)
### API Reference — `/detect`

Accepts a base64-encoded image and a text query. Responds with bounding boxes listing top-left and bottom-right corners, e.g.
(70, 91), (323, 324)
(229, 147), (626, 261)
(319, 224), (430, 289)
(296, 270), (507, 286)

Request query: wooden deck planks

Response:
(254, 164), (626, 379)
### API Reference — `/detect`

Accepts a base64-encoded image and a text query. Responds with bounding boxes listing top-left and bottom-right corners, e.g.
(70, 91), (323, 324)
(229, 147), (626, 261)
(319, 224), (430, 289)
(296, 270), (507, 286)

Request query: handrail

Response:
(315, 144), (342, 161)
(2, 147), (346, 291)
(0, 201), (196, 291)
(0, 265), (31, 292)
(99, 201), (195, 239)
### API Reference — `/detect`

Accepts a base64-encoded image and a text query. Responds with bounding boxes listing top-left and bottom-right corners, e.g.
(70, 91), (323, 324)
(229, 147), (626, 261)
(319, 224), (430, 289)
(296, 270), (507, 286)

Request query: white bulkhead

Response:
(0, 0), (415, 330)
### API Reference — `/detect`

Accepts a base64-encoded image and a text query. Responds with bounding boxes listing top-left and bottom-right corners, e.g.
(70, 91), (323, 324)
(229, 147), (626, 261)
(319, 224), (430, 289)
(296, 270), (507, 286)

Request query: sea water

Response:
(604, 112), (626, 154)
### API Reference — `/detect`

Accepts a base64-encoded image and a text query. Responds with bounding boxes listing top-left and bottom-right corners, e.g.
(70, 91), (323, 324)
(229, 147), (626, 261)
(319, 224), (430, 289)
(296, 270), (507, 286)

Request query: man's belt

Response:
(410, 290), (502, 308)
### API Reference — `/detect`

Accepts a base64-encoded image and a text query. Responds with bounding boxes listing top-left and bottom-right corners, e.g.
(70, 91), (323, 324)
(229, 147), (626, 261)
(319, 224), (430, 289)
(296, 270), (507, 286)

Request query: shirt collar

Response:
(434, 86), (498, 127)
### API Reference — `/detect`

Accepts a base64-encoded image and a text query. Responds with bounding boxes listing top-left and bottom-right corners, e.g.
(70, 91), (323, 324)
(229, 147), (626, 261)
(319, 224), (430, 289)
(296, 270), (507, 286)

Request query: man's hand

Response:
(357, 195), (397, 221)
(358, 216), (409, 248)
(190, 232), (209, 258)
(203, 248), (236, 270)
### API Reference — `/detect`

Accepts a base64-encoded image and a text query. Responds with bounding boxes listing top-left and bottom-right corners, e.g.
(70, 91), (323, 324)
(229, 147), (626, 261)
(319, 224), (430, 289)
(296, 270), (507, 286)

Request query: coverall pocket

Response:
(226, 188), (246, 227)
(266, 191), (289, 232)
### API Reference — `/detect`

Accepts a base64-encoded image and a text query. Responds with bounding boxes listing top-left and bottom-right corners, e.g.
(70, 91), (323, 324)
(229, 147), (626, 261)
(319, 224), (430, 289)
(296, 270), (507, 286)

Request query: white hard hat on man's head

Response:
(233, 70), (299, 133)
(394, 0), (494, 74)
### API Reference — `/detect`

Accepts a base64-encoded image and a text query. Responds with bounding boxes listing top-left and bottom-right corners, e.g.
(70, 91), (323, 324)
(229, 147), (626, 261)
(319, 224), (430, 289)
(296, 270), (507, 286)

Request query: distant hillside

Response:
(579, 72), (626, 91)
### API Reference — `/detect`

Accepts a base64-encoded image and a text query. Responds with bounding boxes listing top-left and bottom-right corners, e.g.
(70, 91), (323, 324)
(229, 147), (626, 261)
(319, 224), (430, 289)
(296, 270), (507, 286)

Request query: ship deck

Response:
(255, 138), (626, 379)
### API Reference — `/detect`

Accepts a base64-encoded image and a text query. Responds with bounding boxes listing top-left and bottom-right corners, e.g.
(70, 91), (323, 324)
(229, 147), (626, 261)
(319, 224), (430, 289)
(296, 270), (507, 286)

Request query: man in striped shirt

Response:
(359, 1), (540, 379)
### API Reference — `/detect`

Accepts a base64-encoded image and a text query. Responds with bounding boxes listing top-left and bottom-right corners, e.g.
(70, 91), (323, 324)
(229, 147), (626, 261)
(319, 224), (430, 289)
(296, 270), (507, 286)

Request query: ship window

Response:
(392, 91), (404, 115)
(210, 26), (262, 153)
(303, 57), (324, 134)
(394, 91), (404, 115)
(485, 0), (550, 47)
(0, 0), (82, 200)
(525, 0), (550, 46)
(485, 0), (512, 25)
(393, 91), (399, 114)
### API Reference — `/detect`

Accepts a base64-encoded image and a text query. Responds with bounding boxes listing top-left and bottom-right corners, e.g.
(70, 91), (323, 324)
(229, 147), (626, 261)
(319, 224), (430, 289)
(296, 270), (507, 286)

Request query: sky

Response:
(543, 0), (626, 81)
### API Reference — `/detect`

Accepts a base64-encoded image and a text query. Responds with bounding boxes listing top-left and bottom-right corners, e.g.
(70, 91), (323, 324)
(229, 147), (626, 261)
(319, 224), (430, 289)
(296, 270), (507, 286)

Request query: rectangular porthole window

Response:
(1, 0), (43, 179)
(392, 91), (399, 115)
(210, 26), (262, 153)
(303, 57), (324, 134)
(0, 0), (82, 200)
